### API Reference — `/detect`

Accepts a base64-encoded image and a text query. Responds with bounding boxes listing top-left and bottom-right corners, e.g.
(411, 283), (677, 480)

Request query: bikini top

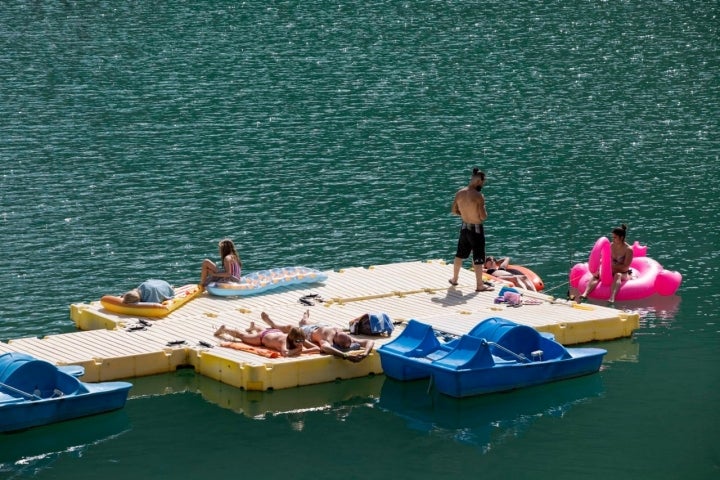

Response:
(486, 268), (506, 274)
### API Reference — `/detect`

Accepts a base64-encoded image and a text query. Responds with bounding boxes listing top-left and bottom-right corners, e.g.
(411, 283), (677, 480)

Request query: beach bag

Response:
(503, 291), (523, 306)
(349, 313), (394, 336)
(494, 287), (524, 307)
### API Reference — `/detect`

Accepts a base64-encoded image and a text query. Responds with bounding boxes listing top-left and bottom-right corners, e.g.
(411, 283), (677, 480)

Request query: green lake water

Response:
(1, 1), (718, 479)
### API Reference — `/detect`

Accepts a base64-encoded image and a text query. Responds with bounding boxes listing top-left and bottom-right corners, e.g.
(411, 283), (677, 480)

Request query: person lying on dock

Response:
(213, 323), (319, 357)
(260, 310), (374, 363)
(483, 257), (537, 292)
(122, 279), (176, 304)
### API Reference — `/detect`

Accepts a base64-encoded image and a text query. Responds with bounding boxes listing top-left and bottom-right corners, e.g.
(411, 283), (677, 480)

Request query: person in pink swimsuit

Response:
(213, 322), (316, 357)
(200, 238), (242, 286)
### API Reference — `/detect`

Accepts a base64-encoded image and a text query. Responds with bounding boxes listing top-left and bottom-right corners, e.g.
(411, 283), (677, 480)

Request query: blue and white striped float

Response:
(205, 266), (328, 297)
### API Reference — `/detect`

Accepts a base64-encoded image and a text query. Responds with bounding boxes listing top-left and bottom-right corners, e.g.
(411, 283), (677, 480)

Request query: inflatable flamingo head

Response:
(632, 241), (648, 257)
(655, 270), (682, 296)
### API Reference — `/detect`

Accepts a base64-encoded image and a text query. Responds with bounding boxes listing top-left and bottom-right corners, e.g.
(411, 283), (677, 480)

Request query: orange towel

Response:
(219, 342), (324, 359)
(220, 342), (280, 358)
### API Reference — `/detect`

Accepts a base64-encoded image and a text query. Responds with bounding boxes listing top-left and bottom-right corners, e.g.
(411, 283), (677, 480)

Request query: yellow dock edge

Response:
(540, 312), (640, 345)
(70, 302), (122, 331)
(191, 350), (383, 391)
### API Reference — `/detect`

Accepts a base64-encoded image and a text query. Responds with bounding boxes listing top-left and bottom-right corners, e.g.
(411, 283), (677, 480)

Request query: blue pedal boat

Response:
(377, 318), (607, 398)
(0, 352), (132, 433)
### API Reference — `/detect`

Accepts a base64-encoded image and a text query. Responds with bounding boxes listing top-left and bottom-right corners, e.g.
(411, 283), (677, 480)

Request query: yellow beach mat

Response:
(100, 284), (202, 318)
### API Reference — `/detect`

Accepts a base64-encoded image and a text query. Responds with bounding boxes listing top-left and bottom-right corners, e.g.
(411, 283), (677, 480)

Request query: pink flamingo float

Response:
(569, 237), (682, 301)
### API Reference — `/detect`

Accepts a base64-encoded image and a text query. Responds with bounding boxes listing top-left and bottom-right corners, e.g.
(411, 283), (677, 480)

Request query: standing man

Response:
(449, 167), (494, 292)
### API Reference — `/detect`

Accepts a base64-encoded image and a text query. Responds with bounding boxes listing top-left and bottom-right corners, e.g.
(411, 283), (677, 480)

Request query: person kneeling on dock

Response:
(214, 322), (318, 357)
(261, 310), (374, 363)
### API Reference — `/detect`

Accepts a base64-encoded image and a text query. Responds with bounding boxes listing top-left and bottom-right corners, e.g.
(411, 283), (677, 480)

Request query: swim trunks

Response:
(300, 325), (320, 338)
(455, 223), (486, 265)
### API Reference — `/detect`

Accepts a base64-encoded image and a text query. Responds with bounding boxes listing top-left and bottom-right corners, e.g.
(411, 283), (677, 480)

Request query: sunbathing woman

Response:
(213, 322), (316, 357)
(260, 310), (374, 362)
(484, 256), (537, 291)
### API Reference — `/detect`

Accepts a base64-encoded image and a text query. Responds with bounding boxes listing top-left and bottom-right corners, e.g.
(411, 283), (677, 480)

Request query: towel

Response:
(219, 342), (322, 359)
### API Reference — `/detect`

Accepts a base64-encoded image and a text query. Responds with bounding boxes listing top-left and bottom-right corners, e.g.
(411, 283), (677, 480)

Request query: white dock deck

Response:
(2, 260), (638, 390)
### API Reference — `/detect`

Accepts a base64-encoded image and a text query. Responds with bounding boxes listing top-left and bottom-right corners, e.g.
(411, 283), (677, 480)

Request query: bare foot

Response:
(246, 321), (257, 333)
(301, 309), (310, 323)
(213, 325), (227, 338)
(260, 312), (271, 325)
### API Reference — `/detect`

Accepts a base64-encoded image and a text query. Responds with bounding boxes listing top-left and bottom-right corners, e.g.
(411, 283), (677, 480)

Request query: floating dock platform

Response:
(1, 260), (639, 391)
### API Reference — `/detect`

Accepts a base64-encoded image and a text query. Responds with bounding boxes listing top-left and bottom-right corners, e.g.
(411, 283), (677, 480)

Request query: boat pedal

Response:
(51, 389), (64, 398)
(531, 350), (544, 361)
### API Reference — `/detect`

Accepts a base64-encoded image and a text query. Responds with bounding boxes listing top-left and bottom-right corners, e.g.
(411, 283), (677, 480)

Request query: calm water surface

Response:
(1, 1), (718, 479)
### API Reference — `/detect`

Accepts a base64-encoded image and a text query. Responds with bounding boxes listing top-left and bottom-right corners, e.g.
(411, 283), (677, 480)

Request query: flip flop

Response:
(475, 286), (495, 292)
(522, 299), (544, 305)
(299, 296), (315, 306)
(299, 293), (327, 305)
(448, 279), (459, 286)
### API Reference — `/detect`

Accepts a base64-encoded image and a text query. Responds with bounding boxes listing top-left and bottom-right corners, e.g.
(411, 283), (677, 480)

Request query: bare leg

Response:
(473, 263), (492, 291)
(214, 324), (253, 340)
(213, 325), (228, 338)
(299, 309), (310, 326)
(449, 257), (463, 285)
(578, 276), (599, 302)
(246, 321), (262, 333)
(519, 276), (537, 292)
(201, 259), (218, 286)
(609, 273), (622, 303)
(260, 312), (292, 333)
